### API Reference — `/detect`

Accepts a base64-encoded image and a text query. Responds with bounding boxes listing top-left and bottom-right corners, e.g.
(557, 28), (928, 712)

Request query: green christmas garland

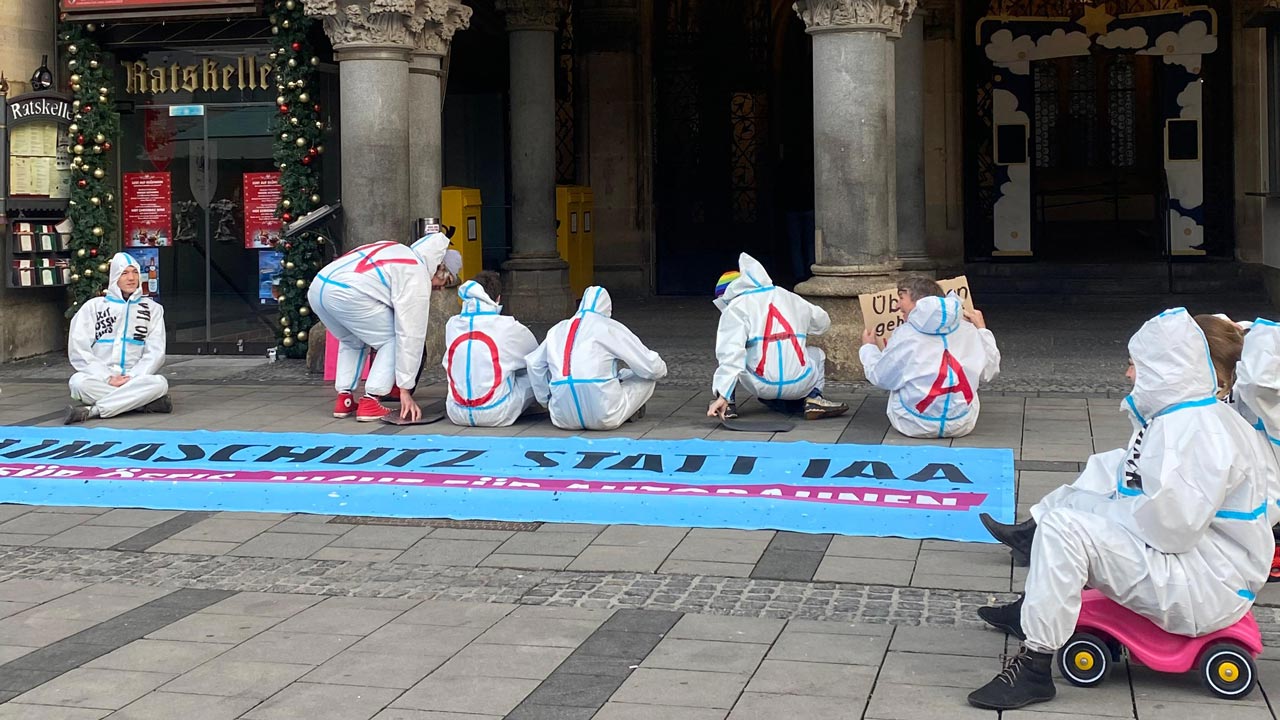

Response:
(58, 22), (119, 319)
(268, 0), (326, 358)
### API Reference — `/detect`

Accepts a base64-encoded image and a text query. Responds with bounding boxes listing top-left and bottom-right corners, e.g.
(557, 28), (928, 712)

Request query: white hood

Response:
(1124, 308), (1218, 424)
(714, 253), (773, 313)
(1237, 318), (1280, 436)
(905, 295), (963, 336)
(410, 232), (450, 273)
(107, 252), (143, 302)
(458, 279), (502, 315)
(577, 285), (614, 318)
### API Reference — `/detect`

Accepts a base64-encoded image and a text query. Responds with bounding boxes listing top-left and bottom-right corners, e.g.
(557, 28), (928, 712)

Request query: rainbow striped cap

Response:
(715, 270), (740, 299)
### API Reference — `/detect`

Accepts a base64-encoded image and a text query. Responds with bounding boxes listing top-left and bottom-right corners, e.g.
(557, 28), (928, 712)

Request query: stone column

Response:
(498, 0), (573, 323)
(894, 10), (931, 272)
(305, 0), (415, 250)
(408, 0), (471, 221)
(793, 0), (916, 379)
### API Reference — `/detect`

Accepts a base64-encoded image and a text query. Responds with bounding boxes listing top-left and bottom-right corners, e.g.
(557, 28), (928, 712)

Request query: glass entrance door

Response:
(120, 102), (279, 355)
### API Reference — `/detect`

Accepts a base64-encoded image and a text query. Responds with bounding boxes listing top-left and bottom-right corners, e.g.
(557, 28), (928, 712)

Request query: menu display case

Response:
(3, 91), (74, 289)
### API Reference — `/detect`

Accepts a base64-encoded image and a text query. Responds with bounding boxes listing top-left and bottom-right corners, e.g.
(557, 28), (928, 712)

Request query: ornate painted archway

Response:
(974, 3), (1217, 257)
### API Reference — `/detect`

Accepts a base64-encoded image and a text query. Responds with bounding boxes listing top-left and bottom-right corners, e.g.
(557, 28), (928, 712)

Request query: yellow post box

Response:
(555, 185), (576, 271)
(440, 186), (483, 281)
(573, 186), (594, 297)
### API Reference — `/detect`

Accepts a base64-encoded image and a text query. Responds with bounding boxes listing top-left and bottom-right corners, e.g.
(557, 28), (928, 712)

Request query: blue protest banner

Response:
(0, 427), (1015, 541)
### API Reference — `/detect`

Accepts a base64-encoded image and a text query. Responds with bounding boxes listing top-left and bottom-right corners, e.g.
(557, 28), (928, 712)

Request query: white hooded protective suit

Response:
(442, 280), (540, 427)
(859, 295), (1000, 438)
(711, 253), (829, 402)
(526, 286), (667, 430)
(1231, 317), (1280, 526)
(1020, 308), (1273, 654)
(308, 233), (449, 396)
(67, 252), (168, 417)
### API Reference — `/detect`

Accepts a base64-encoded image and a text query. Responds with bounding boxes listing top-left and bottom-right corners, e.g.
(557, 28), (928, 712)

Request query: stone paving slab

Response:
(0, 583), (1269, 718)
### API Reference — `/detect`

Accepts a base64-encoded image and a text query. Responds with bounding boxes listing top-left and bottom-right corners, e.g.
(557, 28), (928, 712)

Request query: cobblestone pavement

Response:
(0, 292), (1278, 717)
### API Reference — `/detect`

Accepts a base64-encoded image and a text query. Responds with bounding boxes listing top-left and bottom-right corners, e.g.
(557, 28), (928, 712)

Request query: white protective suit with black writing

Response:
(1020, 308), (1273, 654)
(859, 295), (1000, 439)
(308, 234), (449, 396)
(67, 252), (168, 417)
(711, 253), (829, 402)
(443, 280), (540, 427)
(527, 286), (667, 430)
(1231, 317), (1280, 526)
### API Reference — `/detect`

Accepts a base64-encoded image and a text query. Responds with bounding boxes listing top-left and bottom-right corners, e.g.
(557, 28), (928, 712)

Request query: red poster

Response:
(243, 172), (282, 249)
(62, 0), (256, 14)
(143, 109), (174, 172)
(123, 172), (172, 247)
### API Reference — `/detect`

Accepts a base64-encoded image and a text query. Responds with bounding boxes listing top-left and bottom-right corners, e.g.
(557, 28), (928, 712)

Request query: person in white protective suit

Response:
(526, 286), (667, 430)
(443, 271), (541, 427)
(859, 276), (1000, 438)
(1231, 317), (1280, 579)
(65, 252), (170, 424)
(308, 233), (451, 422)
(980, 312), (1256, 567)
(705, 253), (848, 421)
(967, 308), (1275, 711)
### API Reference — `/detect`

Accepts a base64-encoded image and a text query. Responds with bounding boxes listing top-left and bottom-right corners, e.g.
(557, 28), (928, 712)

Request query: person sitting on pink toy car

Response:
(967, 308), (1275, 711)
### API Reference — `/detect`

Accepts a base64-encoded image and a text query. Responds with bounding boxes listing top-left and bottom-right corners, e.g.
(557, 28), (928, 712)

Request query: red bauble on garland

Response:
(280, 105), (289, 113)
(291, 42), (301, 51)
(77, 179), (87, 188)
(89, 248), (98, 257)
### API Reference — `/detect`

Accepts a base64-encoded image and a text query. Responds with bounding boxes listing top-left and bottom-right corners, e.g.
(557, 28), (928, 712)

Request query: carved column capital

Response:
(304, 0), (415, 49)
(793, 0), (917, 35)
(409, 0), (473, 56)
(497, 0), (568, 32)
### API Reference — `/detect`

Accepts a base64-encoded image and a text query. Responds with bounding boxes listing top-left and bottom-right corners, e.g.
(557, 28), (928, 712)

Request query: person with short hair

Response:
(526, 286), (667, 430)
(443, 270), (541, 427)
(859, 275), (1000, 438)
(65, 252), (170, 424)
(706, 253), (848, 421)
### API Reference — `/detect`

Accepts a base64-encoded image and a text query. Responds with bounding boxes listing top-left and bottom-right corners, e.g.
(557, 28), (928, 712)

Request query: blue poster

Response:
(259, 250), (283, 304)
(0, 427), (1015, 541)
(131, 247), (160, 299)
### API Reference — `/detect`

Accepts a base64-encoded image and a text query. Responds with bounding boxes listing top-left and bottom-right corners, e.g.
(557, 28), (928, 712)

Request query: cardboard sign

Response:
(123, 172), (172, 247)
(859, 276), (975, 343)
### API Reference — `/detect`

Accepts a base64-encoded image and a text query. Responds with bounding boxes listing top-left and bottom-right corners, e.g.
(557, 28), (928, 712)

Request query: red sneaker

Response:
(355, 396), (391, 422)
(1270, 544), (1280, 583)
(333, 392), (355, 419)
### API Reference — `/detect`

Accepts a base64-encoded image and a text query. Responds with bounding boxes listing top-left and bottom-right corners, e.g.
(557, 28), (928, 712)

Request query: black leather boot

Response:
(968, 646), (1056, 710)
(980, 512), (1036, 565)
(976, 595), (1025, 640)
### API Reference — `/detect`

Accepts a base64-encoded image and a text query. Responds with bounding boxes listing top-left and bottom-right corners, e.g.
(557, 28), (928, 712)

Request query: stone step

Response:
(964, 261), (1264, 297)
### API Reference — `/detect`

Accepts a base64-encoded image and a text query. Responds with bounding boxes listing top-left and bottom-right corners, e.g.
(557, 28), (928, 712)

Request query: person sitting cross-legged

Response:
(65, 252), (171, 424)
(443, 271), (541, 427)
(859, 275), (1000, 439)
(526, 286), (667, 431)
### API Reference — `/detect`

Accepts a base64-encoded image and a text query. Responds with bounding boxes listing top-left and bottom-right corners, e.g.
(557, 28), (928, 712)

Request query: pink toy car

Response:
(1058, 589), (1263, 699)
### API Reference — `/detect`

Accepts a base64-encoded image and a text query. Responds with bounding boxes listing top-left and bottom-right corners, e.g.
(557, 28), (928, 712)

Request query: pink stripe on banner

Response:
(0, 463), (987, 512)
